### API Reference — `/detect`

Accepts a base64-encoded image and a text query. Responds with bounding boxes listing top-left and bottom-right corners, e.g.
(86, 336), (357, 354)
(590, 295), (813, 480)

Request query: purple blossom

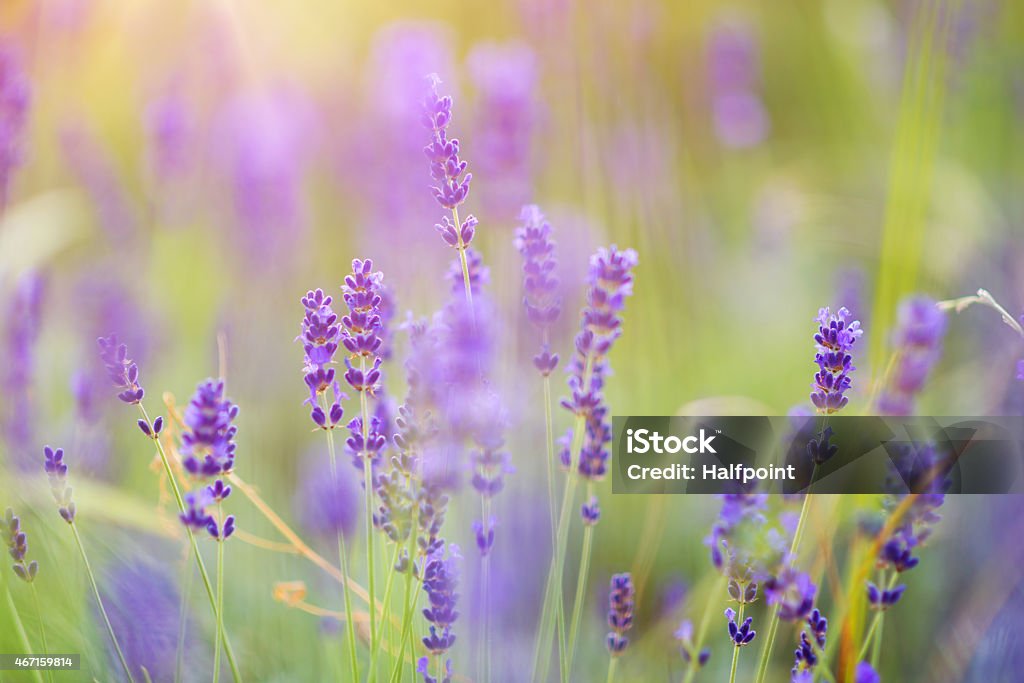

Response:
(466, 41), (537, 219)
(866, 582), (906, 610)
(2, 272), (43, 468)
(97, 335), (145, 404)
(422, 74), (472, 212)
(0, 45), (31, 208)
(581, 496), (601, 526)
(855, 661), (881, 683)
(180, 379), (239, 477)
(791, 608), (827, 681)
(61, 124), (140, 240)
(448, 247), (488, 296)
(764, 567), (816, 621)
(675, 619), (711, 667)
(1017, 359), (1024, 381)
(704, 493), (767, 573)
(421, 543), (460, 668)
(339, 261), (387, 396)
(297, 449), (359, 540)
(606, 573), (635, 655)
(877, 296), (946, 415)
(806, 426), (838, 465)
(4, 508), (38, 583)
(725, 607), (756, 647)
(810, 306), (862, 414)
(43, 446), (75, 524)
(516, 204), (562, 376)
(707, 18), (770, 148)
(180, 490), (213, 533)
(298, 288), (345, 429)
(417, 657), (453, 683)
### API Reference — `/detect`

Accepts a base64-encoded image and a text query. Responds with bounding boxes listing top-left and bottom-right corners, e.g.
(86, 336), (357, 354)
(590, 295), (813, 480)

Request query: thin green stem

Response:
(857, 573), (899, 662)
(728, 602), (746, 683)
(138, 404), (242, 683)
(541, 372), (568, 683)
(370, 542), (402, 679)
(30, 583), (54, 683)
(359, 360), (379, 681)
(681, 575), (727, 683)
(391, 564), (415, 683)
(753, 462), (819, 683)
(70, 522), (135, 683)
(322, 396), (360, 683)
(566, 482), (596, 675)
(213, 506), (225, 683)
(451, 207), (474, 308)
(605, 656), (619, 683)
(3, 580), (43, 683)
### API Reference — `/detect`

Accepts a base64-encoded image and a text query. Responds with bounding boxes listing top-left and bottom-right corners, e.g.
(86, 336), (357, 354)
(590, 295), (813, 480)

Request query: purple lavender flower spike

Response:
(806, 426), (837, 465)
(764, 567), (816, 621)
(97, 335), (145, 404)
(676, 619), (711, 667)
(704, 493), (768, 574)
(516, 204), (562, 376)
(877, 296), (946, 415)
(422, 74), (473, 216)
(2, 272), (44, 468)
(707, 17), (770, 149)
(725, 607), (756, 646)
(297, 448), (359, 540)
(472, 518), (495, 556)
(339, 260), (388, 405)
(180, 490), (213, 532)
(417, 656), (453, 683)
(43, 446), (76, 523)
(791, 608), (828, 680)
(606, 573), (636, 656)
(581, 496), (601, 526)
(1017, 359), (1024, 381)
(855, 661), (881, 683)
(180, 379), (239, 476)
(299, 288), (347, 428)
(448, 247), (488, 296)
(4, 508), (38, 583)
(810, 307), (862, 414)
(0, 45), (31, 208)
(866, 582), (906, 610)
(421, 543), (460, 681)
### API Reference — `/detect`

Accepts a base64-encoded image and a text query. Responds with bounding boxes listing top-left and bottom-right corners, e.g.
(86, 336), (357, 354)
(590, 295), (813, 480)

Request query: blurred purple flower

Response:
(466, 41), (537, 220)
(810, 306), (862, 414)
(877, 296), (946, 415)
(97, 335), (145, 404)
(606, 573), (636, 655)
(763, 567), (816, 621)
(707, 17), (770, 148)
(4, 507), (38, 583)
(855, 661), (880, 683)
(448, 247), (489, 297)
(791, 608), (827, 681)
(675, 619), (711, 667)
(516, 205), (562, 376)
(43, 446), (75, 524)
(725, 607), (756, 646)
(61, 124), (139, 240)
(0, 44), (30, 208)
(297, 447), (359, 540)
(2, 272), (44, 468)
(180, 379), (239, 476)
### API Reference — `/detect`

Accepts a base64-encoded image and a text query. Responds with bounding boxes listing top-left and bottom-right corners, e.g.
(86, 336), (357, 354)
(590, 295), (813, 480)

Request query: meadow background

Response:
(1, 0), (1023, 681)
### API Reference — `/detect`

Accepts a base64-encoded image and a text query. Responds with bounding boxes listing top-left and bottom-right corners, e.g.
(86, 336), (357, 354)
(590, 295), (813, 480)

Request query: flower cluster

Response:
(420, 543), (460, 681)
(43, 446), (75, 523)
(764, 566), (816, 621)
(515, 204), (562, 375)
(560, 246), (638, 492)
(866, 582), (906, 611)
(0, 45), (31, 206)
(298, 288), (345, 429)
(179, 482), (236, 540)
(877, 296), (946, 415)
(725, 607), (756, 647)
(422, 74), (476, 249)
(4, 508), (38, 583)
(180, 379), (239, 476)
(606, 573), (636, 655)
(810, 306), (862, 414)
(448, 247), (488, 297)
(97, 335), (145, 404)
(791, 608), (827, 682)
(855, 662), (881, 683)
(705, 493), (767, 573)
(1, 273), (43, 467)
(707, 18), (770, 149)
(674, 620), (711, 668)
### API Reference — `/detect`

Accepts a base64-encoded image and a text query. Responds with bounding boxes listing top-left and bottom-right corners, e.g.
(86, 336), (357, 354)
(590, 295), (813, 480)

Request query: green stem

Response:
(358, 362), (378, 682)
(566, 483), (596, 675)
(605, 656), (618, 683)
(3, 580), (43, 683)
(70, 522), (135, 683)
(322, 396), (360, 683)
(857, 573), (899, 663)
(138, 404), (242, 683)
(481, 496), (492, 683)
(541, 372), (568, 683)
(681, 575), (727, 683)
(213, 506), (225, 683)
(30, 583), (54, 683)
(370, 542), (402, 678)
(451, 207), (474, 308)
(728, 602), (745, 683)
(753, 462), (819, 683)
(391, 563), (415, 683)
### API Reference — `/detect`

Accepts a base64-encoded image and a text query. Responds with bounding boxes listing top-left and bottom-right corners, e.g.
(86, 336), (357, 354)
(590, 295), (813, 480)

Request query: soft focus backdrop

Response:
(1, 0), (1023, 681)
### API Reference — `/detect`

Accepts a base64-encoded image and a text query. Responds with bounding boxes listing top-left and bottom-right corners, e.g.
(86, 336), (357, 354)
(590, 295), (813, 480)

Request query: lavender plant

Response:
(0, 44), (30, 209)
(418, 543), (460, 683)
(604, 573), (635, 683)
(1, 273), (44, 469)
(876, 296), (946, 415)
(4, 508), (49, 683)
(42, 446), (134, 682)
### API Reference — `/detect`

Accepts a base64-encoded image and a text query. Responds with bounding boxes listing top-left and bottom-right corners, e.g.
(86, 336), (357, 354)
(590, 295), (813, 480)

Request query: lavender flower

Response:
(4, 508), (38, 583)
(675, 620), (711, 667)
(422, 74), (477, 250)
(560, 246), (638, 496)
(43, 446), (75, 523)
(421, 543), (460, 682)
(97, 335), (145, 404)
(2, 272), (43, 468)
(417, 657), (453, 683)
(855, 661), (881, 683)
(806, 426), (837, 465)
(791, 608), (827, 681)
(0, 45), (31, 207)
(581, 496), (601, 526)
(725, 608), (756, 647)
(298, 288), (345, 429)
(297, 448), (359, 540)
(447, 247), (488, 296)
(866, 582), (906, 610)
(810, 307), (862, 414)
(707, 18), (770, 148)
(180, 379), (239, 477)
(704, 493), (767, 573)
(764, 567), (816, 621)
(180, 490), (213, 533)
(606, 573), (636, 655)
(340, 259), (387, 396)
(877, 296), (946, 415)
(516, 205), (562, 375)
